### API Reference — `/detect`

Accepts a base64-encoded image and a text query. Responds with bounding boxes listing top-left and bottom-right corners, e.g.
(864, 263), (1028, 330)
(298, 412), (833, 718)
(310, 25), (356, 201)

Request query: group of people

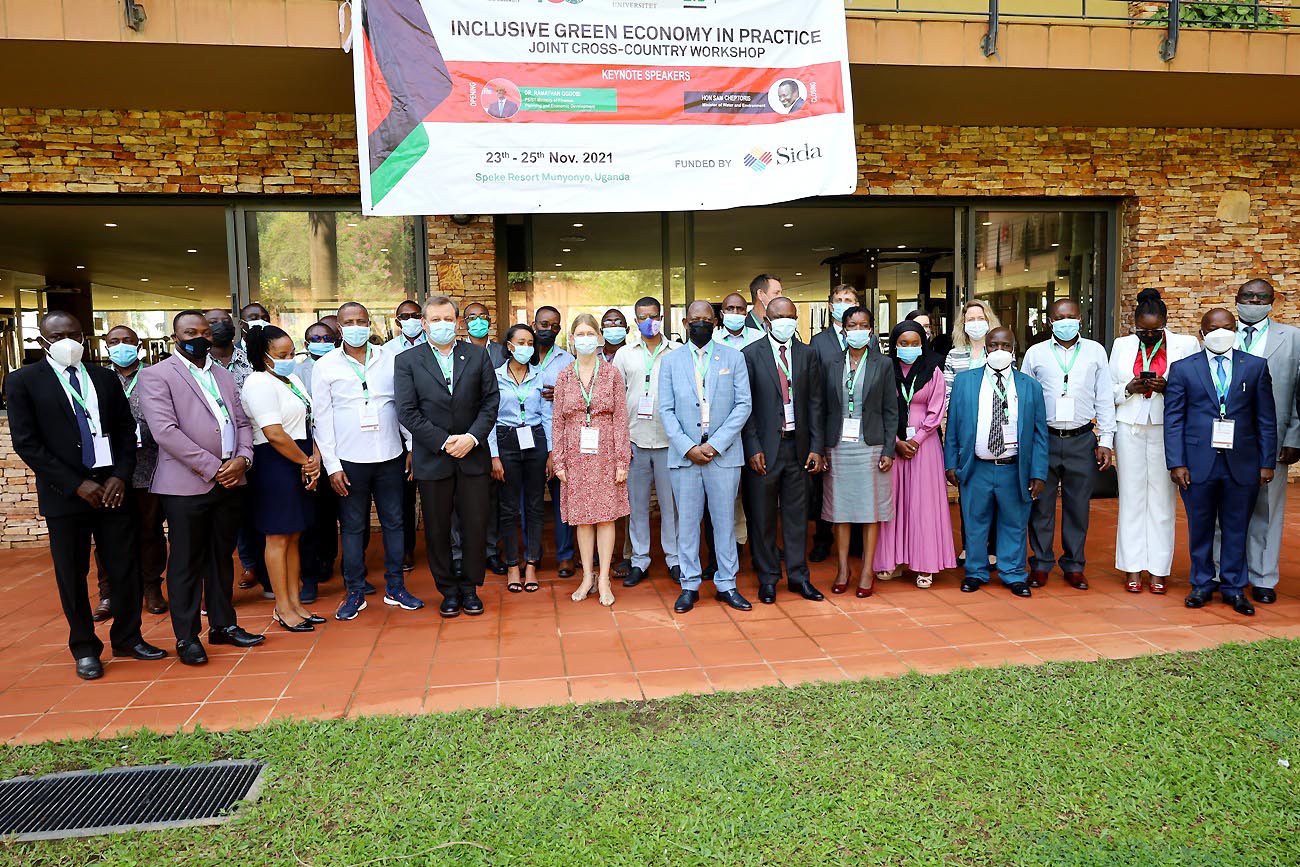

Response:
(6, 273), (1292, 682)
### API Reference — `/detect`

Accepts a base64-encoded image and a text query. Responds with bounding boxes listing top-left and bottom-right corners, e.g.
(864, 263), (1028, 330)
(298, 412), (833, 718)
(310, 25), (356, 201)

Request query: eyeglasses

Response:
(306, 335), (336, 344)
(634, 313), (663, 322)
(465, 314), (489, 321)
(395, 312), (421, 321)
(1134, 329), (1163, 340)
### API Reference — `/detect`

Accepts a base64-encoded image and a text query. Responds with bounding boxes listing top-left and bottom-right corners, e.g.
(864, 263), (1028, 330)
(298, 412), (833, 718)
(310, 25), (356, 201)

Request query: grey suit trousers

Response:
(1029, 430), (1097, 573)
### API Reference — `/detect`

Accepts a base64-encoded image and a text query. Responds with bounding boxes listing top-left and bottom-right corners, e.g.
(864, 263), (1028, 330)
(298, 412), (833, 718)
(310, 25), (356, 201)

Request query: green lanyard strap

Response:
(433, 348), (454, 387)
(508, 370), (534, 418)
(1051, 342), (1081, 393)
(282, 377), (312, 421)
(642, 342), (665, 384)
(1139, 337), (1164, 372)
(345, 345), (372, 401)
(774, 345), (794, 399)
(57, 364), (98, 435)
(1240, 321), (1268, 353)
(189, 366), (232, 423)
(123, 372), (140, 398)
(843, 352), (868, 416)
(575, 357), (601, 424)
(989, 371), (1009, 409)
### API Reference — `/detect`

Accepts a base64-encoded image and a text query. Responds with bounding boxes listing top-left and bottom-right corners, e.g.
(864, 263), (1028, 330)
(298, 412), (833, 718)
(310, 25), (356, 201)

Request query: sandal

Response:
(1149, 576), (1167, 595)
(915, 574), (934, 589)
(506, 564), (523, 593)
(524, 561), (541, 593)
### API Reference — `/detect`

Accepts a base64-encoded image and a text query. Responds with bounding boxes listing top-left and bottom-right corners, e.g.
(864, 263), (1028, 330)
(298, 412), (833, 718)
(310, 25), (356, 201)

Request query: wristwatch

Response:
(240, 455), (253, 470)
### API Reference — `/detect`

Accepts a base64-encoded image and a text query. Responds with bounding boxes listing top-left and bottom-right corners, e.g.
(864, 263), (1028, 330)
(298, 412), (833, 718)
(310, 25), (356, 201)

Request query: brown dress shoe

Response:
(92, 598), (112, 622)
(143, 584), (169, 615)
(237, 569), (257, 590)
(1028, 570), (1049, 589)
(1064, 571), (1089, 591)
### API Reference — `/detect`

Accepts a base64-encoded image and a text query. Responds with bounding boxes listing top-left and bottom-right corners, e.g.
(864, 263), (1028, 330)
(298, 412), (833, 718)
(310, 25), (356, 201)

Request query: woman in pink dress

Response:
(551, 313), (631, 606)
(874, 321), (957, 587)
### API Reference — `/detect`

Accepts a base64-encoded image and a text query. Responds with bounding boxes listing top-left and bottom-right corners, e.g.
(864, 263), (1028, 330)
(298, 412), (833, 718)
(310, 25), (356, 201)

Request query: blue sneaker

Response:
(299, 582), (318, 605)
(335, 591), (367, 621)
(362, 579), (378, 596)
(383, 587), (425, 611)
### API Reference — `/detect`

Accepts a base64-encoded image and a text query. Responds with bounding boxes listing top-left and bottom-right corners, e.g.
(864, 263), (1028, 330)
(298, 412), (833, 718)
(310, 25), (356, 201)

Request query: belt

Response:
(979, 455), (1018, 465)
(780, 431), (796, 440)
(1050, 425), (1093, 438)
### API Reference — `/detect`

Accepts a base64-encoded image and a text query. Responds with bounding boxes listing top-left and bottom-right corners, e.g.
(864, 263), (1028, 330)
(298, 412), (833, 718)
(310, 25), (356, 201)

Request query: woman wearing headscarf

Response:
(875, 321), (957, 588)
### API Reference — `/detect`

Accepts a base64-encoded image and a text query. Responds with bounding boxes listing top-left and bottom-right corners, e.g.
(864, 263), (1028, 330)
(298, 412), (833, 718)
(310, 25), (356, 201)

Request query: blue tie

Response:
(66, 367), (97, 467)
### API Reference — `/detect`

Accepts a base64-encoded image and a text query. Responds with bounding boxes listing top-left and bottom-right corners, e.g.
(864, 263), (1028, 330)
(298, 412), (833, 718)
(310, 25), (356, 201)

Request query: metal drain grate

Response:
(0, 760), (267, 841)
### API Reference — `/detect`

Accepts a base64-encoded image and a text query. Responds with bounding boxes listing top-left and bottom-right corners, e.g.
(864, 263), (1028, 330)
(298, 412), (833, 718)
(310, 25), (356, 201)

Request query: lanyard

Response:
(1214, 357), (1230, 416)
(1240, 320), (1268, 353)
(540, 347), (556, 370)
(843, 352), (868, 416)
(575, 357), (600, 424)
(970, 346), (985, 367)
(122, 371), (140, 398)
(433, 348), (454, 387)
(57, 364), (98, 435)
(280, 376), (312, 423)
(774, 344), (793, 399)
(900, 378), (917, 406)
(1051, 341), (1081, 393)
(507, 368), (535, 418)
(641, 341), (665, 384)
(190, 366), (232, 423)
(345, 345), (372, 401)
(1139, 337), (1163, 372)
(989, 370), (1009, 409)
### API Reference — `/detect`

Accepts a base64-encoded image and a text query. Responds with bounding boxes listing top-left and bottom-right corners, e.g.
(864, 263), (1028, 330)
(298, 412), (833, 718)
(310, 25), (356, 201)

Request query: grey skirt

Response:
(822, 441), (894, 524)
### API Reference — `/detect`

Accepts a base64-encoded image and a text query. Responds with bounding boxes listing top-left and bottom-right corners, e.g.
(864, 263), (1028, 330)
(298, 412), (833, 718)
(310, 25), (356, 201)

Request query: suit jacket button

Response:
(695, 423), (701, 427)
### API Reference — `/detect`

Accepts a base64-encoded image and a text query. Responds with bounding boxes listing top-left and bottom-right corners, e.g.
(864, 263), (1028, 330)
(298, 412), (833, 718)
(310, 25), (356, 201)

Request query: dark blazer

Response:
(944, 367), (1048, 503)
(821, 348), (898, 449)
(810, 326), (881, 371)
(741, 337), (825, 462)
(1164, 350), (1276, 486)
(5, 360), (137, 518)
(395, 342), (499, 480)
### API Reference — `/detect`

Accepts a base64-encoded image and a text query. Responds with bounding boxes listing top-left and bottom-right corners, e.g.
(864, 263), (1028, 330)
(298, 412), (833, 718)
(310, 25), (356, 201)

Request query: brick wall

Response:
(0, 417), (46, 548)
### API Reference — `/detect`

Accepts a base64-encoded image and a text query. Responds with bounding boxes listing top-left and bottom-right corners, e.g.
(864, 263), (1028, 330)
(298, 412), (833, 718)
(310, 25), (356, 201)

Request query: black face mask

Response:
(1138, 331), (1164, 348)
(534, 328), (558, 348)
(209, 321), (236, 347)
(687, 320), (715, 348)
(179, 336), (212, 366)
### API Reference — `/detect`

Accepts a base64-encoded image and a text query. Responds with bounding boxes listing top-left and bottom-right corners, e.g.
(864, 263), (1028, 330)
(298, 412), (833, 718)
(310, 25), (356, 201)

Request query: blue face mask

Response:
(896, 346), (923, 364)
(341, 325), (371, 348)
(573, 335), (600, 356)
(427, 320), (457, 345)
(271, 357), (297, 377)
(845, 329), (872, 350)
(1051, 318), (1081, 342)
(108, 343), (141, 367)
(307, 342), (334, 357)
(831, 302), (852, 323)
(722, 313), (747, 333)
(400, 318), (424, 339)
(602, 326), (627, 345)
(467, 318), (491, 339)
(769, 317), (799, 343)
(511, 345), (535, 365)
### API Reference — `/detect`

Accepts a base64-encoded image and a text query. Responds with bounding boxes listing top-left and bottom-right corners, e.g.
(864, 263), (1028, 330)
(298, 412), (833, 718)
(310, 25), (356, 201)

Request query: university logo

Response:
(744, 149), (773, 172)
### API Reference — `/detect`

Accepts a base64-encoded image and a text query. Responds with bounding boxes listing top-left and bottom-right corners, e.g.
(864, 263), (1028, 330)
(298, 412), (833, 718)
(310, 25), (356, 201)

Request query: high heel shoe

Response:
(304, 614), (326, 625)
(1149, 576), (1167, 595)
(597, 578), (615, 607)
(831, 575), (849, 595)
(1124, 573), (1143, 593)
(856, 580), (874, 599)
(570, 576), (595, 602)
(524, 561), (541, 593)
(273, 612), (314, 633)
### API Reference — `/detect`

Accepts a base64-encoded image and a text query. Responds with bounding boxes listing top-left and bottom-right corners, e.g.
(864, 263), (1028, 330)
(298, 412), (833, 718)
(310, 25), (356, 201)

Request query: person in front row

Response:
(944, 327), (1048, 596)
(1164, 307), (1275, 617)
(741, 296), (826, 605)
(490, 325), (549, 593)
(6, 312), (165, 681)
(659, 301), (753, 613)
(552, 314), (631, 606)
(1108, 288), (1200, 594)
(1020, 298), (1115, 591)
(141, 310), (265, 665)
(395, 295), (499, 618)
(818, 306), (896, 597)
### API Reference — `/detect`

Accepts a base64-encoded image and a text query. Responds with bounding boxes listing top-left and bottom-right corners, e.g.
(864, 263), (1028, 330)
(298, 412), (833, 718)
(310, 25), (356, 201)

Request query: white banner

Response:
(353, 0), (856, 215)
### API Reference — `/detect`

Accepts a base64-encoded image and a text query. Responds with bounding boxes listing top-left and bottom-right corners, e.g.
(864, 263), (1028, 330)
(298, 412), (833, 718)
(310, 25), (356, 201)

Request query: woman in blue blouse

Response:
(490, 324), (549, 593)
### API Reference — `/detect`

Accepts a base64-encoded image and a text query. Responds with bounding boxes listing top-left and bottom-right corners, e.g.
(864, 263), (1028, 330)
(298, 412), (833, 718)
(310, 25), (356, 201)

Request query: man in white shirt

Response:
(716, 292), (765, 351)
(1020, 299), (1116, 591)
(314, 302), (423, 620)
(613, 296), (680, 587)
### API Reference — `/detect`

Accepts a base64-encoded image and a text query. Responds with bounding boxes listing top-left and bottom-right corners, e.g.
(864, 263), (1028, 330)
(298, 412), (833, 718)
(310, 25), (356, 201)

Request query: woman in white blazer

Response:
(1109, 288), (1201, 593)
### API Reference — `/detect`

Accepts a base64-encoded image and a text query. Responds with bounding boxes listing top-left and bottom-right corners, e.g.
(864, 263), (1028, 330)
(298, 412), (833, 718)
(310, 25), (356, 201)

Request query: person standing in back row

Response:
(385, 299), (426, 574)
(534, 305), (577, 578)
(1020, 299), (1115, 591)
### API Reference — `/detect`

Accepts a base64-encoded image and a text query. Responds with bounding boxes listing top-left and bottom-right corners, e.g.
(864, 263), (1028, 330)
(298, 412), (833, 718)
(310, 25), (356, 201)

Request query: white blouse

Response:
(240, 370), (311, 445)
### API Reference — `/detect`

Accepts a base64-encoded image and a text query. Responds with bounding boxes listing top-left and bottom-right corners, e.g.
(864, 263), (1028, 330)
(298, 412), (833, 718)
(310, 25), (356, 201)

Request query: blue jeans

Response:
(338, 456), (406, 595)
(547, 474), (575, 562)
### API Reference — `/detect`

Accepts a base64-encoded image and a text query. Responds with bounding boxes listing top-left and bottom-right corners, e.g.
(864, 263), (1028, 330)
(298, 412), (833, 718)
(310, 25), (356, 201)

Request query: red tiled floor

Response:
(4, 494), (1300, 744)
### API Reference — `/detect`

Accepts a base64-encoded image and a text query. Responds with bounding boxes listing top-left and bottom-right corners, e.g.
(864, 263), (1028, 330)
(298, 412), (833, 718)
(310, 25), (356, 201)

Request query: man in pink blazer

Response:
(140, 310), (265, 665)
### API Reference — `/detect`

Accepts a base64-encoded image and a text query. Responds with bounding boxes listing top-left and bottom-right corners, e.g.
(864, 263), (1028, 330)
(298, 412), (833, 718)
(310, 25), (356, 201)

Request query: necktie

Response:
(1215, 355), (1228, 403)
(66, 367), (97, 467)
(1244, 326), (1256, 349)
(990, 370), (1007, 456)
(777, 345), (791, 405)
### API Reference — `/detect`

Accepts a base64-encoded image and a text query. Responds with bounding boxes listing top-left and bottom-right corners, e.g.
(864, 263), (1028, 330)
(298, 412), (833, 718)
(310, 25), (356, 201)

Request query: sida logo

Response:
(745, 143), (825, 172)
(743, 149), (773, 172)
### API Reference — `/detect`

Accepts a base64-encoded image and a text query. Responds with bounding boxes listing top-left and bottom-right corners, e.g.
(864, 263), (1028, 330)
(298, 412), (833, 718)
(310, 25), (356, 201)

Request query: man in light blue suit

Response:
(944, 326), (1049, 596)
(659, 300), (753, 614)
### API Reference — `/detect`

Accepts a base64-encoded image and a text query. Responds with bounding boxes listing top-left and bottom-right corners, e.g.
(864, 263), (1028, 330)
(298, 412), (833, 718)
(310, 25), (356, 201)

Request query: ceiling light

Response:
(104, 222), (117, 228)
(112, 295), (119, 298)
(812, 245), (835, 252)
(573, 222), (584, 228)
(347, 222), (358, 228)
(794, 272), (803, 276)
(187, 287), (195, 291)
(897, 244), (906, 249)
(1051, 242), (1060, 247)
(982, 221), (992, 226)
(911, 270), (918, 275)
(187, 248), (197, 253)
(733, 247), (743, 252)
(549, 275), (556, 279)
(562, 248), (571, 253)
(698, 262), (707, 266)
(783, 223), (794, 228)
(76, 265), (86, 270)
(1024, 267), (1030, 272)
(554, 262), (563, 267)
(140, 278), (149, 282)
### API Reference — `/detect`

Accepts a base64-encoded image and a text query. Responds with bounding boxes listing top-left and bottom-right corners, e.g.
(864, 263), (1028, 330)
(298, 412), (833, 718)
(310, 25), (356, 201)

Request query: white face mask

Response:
(986, 349), (1014, 371)
(964, 320), (989, 341)
(46, 337), (85, 368)
(1202, 328), (1236, 355)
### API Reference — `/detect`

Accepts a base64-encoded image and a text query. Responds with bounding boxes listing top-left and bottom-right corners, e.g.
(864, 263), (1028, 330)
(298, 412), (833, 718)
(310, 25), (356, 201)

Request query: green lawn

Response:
(3, 640), (1298, 867)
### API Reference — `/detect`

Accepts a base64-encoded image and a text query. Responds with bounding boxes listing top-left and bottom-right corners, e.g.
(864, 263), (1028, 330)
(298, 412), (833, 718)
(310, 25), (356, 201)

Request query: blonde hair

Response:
(952, 299), (1002, 350)
(569, 313), (599, 335)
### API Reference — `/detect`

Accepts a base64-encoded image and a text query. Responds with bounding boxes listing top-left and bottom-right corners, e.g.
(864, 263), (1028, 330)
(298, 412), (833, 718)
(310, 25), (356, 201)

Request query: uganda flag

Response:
(362, 0), (451, 207)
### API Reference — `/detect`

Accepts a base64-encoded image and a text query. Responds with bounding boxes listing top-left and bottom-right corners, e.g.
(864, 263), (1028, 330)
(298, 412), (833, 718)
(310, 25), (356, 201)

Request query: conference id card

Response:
(1212, 418), (1236, 450)
(358, 403), (380, 431)
(1055, 396), (1076, 423)
(783, 402), (796, 432)
(906, 426), (917, 441)
(700, 399), (710, 430)
(637, 392), (654, 420)
(516, 425), (535, 451)
(841, 418), (861, 442)
(91, 432), (114, 469)
(1003, 423), (1018, 447)
(580, 426), (600, 455)
(135, 422), (143, 449)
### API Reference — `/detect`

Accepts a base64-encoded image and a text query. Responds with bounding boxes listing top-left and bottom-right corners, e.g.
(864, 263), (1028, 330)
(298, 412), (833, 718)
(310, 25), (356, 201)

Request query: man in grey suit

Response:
(1231, 278), (1300, 603)
(659, 300), (753, 614)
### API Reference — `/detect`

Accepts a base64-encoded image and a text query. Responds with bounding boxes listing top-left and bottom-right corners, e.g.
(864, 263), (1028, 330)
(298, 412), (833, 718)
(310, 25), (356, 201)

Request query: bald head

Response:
(766, 296), (797, 320)
(987, 326), (1016, 354)
(685, 299), (715, 322)
(1202, 307), (1236, 334)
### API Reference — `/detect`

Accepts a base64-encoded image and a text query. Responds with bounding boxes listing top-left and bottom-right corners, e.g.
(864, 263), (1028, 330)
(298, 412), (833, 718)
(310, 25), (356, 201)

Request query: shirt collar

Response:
(1238, 318), (1269, 331)
(431, 342), (455, 357)
(497, 360), (538, 383)
(1207, 348), (1231, 363)
(179, 352), (213, 373)
(45, 353), (71, 375)
(768, 334), (789, 352)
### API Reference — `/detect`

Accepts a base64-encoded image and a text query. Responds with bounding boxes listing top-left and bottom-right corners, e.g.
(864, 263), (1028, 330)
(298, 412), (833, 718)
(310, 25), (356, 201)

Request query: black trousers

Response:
(419, 469), (490, 597)
(161, 485), (243, 643)
(93, 487), (166, 601)
(402, 474), (418, 560)
(300, 483), (339, 585)
(497, 426), (548, 566)
(743, 437), (811, 588)
(46, 495), (143, 660)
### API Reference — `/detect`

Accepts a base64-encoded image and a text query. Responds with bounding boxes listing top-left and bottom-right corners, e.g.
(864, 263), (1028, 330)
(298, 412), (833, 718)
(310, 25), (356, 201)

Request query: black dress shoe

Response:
(789, 582), (825, 602)
(75, 656), (103, 680)
(623, 566), (646, 588)
(808, 542), (831, 563)
(673, 589), (699, 613)
(1184, 590), (1212, 608)
(176, 639), (208, 666)
(669, 566), (683, 584)
(486, 554), (508, 576)
(439, 594), (462, 618)
(462, 590), (485, 616)
(1007, 582), (1032, 598)
(960, 577), (981, 593)
(209, 625), (266, 648)
(1251, 586), (1277, 604)
(758, 585), (777, 605)
(1226, 595), (1256, 616)
(715, 589), (752, 611)
(112, 641), (167, 661)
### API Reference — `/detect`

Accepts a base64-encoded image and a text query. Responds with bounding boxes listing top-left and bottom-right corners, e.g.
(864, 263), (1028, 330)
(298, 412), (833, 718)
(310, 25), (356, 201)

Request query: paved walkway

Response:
(1, 495), (1297, 745)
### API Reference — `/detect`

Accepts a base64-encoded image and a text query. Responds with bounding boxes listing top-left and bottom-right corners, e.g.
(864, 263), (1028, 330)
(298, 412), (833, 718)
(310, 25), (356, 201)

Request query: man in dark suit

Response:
(1165, 307), (1276, 617)
(485, 90), (520, 119)
(5, 312), (166, 680)
(395, 294), (499, 618)
(744, 273), (783, 332)
(741, 297), (826, 604)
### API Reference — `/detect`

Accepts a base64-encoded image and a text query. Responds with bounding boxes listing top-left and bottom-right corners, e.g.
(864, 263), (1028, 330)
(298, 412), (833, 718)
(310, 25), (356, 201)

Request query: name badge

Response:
(92, 432), (114, 469)
(135, 422), (143, 449)
(906, 426), (917, 441)
(1055, 396), (1076, 423)
(841, 418), (861, 442)
(1212, 418), (1235, 450)
(701, 399), (710, 431)
(359, 403), (380, 431)
(1003, 423), (1018, 447)
(637, 392), (654, 420)
(783, 401), (795, 432)
(516, 425), (536, 451)
(580, 426), (600, 455)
